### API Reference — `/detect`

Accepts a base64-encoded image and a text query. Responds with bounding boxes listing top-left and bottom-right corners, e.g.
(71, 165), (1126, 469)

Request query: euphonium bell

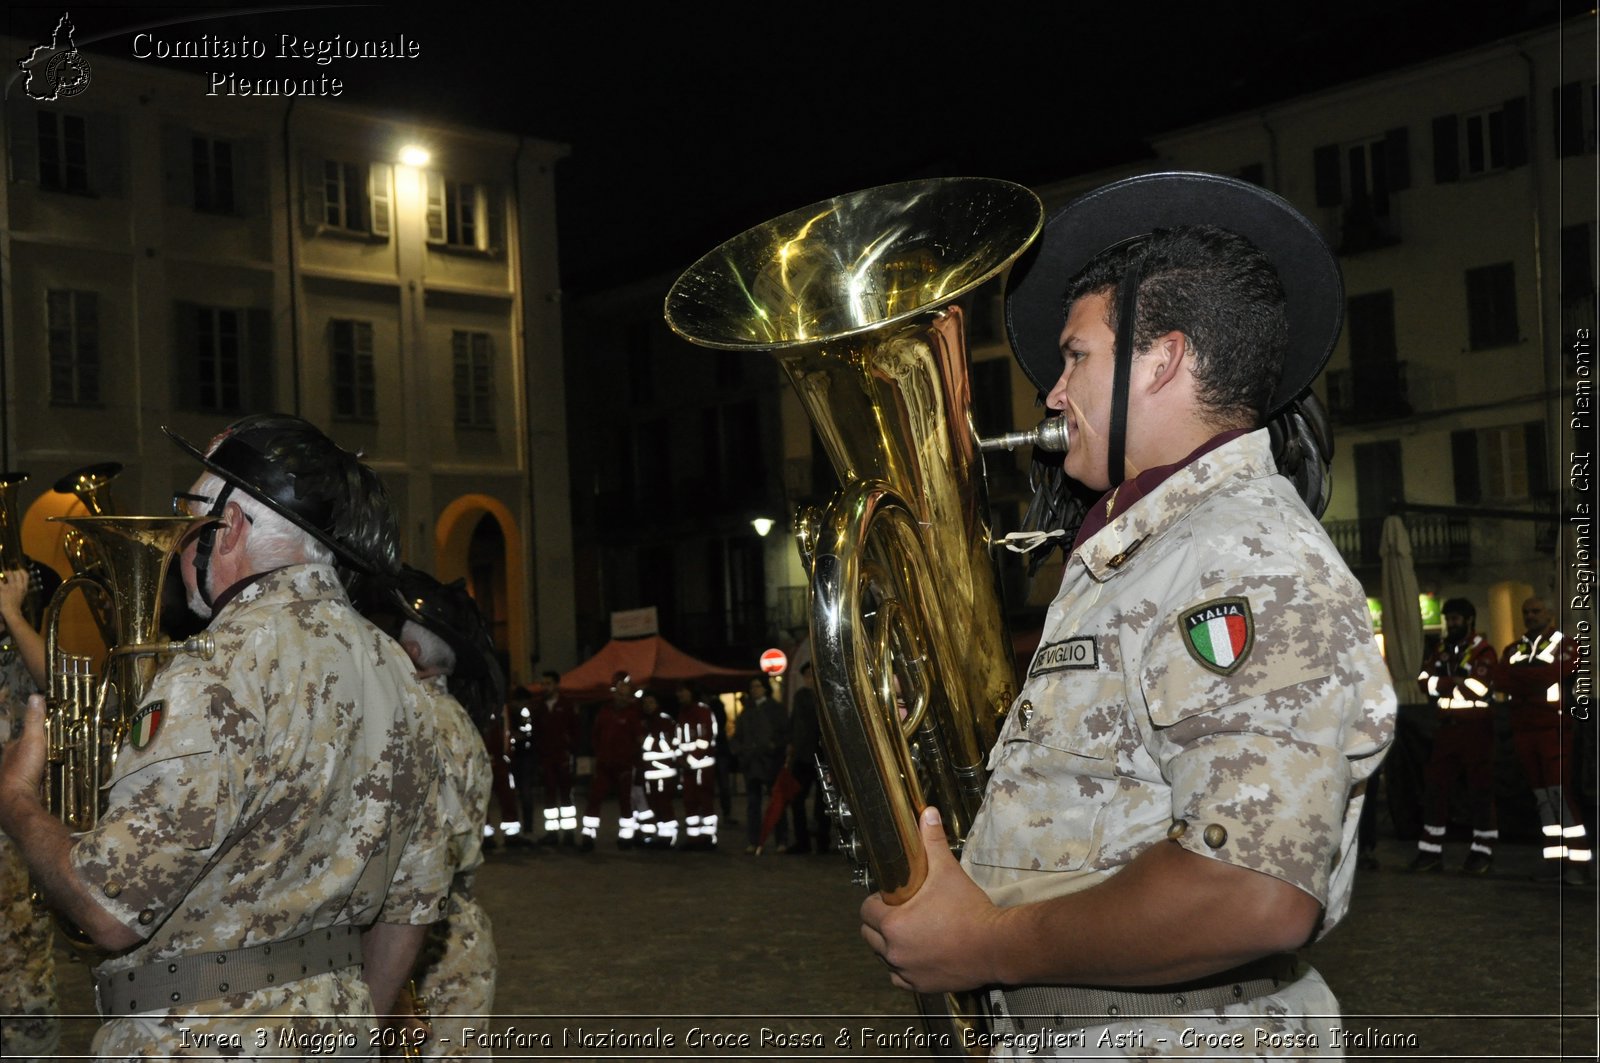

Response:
(53, 462), (124, 641)
(667, 177), (1043, 1055)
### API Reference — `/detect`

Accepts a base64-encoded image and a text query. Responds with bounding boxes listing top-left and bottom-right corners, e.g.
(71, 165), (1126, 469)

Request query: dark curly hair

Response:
(1064, 225), (1288, 428)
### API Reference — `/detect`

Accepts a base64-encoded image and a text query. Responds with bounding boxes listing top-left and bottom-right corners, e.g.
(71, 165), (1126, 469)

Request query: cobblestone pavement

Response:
(48, 833), (1598, 1060)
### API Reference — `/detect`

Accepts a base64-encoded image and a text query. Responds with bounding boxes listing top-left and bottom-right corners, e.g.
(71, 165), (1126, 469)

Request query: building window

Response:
(426, 174), (502, 252)
(1553, 81), (1598, 158)
(1452, 422), (1547, 503)
(1465, 263), (1518, 349)
(191, 135), (235, 213)
(195, 307), (244, 412)
(47, 289), (99, 405)
(1314, 130), (1409, 216)
(330, 319), (376, 421)
(452, 330), (494, 428)
(303, 157), (391, 237)
(1342, 290), (1410, 422)
(1432, 99), (1528, 182)
(37, 109), (88, 193)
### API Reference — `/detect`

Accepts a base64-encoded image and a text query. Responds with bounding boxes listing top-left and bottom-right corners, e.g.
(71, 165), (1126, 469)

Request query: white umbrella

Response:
(1379, 514), (1425, 705)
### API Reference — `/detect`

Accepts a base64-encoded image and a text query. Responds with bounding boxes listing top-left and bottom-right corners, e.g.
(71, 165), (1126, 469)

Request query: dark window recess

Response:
(1465, 263), (1518, 349)
(1345, 291), (1410, 421)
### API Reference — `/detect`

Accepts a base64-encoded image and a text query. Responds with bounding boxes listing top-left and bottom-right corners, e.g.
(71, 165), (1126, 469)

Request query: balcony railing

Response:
(1324, 512), (1472, 569)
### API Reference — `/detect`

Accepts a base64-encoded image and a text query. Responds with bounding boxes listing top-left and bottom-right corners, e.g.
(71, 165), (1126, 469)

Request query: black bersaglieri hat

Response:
(1004, 171), (1343, 417)
(163, 414), (396, 574)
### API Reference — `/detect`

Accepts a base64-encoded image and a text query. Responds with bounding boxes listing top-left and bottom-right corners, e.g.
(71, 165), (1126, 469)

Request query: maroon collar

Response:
(1070, 429), (1250, 552)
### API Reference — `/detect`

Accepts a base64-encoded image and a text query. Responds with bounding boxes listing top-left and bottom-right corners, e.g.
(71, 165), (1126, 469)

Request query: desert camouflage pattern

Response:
(70, 564), (452, 1054)
(414, 677), (496, 1056)
(964, 431), (1394, 1050)
(0, 643), (59, 1062)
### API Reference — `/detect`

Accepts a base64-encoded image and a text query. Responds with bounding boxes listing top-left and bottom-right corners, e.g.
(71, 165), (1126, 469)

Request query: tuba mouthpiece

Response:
(977, 418), (1070, 453)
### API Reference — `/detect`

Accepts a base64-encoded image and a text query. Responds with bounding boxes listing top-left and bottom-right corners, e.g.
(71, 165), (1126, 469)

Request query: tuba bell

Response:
(667, 177), (1042, 1055)
(53, 461), (125, 641)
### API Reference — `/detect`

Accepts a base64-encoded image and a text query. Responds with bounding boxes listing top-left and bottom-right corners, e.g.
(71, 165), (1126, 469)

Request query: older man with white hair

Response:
(0, 414), (451, 1058)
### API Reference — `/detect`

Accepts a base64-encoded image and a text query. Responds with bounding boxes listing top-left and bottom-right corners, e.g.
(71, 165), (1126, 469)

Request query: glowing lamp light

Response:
(751, 517), (775, 537)
(399, 145), (431, 167)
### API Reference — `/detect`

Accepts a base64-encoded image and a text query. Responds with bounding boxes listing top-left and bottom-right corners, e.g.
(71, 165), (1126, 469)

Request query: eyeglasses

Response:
(171, 492), (211, 517)
(171, 491), (252, 524)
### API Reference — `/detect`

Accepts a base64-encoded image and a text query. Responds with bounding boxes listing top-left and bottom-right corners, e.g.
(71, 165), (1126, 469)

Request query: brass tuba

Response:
(666, 178), (1042, 1054)
(39, 513), (215, 944)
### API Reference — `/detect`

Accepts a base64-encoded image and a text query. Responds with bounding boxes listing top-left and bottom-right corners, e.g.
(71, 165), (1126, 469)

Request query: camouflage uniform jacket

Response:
(964, 430), (1395, 943)
(415, 676), (496, 1056)
(70, 564), (452, 1052)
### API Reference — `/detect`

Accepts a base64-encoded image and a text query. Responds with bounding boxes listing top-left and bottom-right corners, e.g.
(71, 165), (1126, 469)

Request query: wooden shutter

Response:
(425, 171), (445, 243)
(301, 155), (326, 227)
(1384, 127), (1410, 191)
(1451, 430), (1481, 504)
(1503, 96), (1529, 168)
(1432, 115), (1459, 183)
(1313, 144), (1341, 206)
(368, 161), (392, 237)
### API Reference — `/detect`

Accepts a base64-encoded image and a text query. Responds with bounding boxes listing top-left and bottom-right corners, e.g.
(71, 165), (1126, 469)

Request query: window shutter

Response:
(1312, 144), (1341, 206)
(173, 301), (200, 410)
(301, 155), (326, 227)
(87, 111), (122, 197)
(485, 183), (505, 253)
(1432, 115), (1460, 183)
(425, 171), (446, 243)
(1503, 96), (1529, 168)
(1555, 83), (1581, 156)
(1451, 429), (1481, 504)
(161, 124), (190, 205)
(246, 307), (273, 410)
(1525, 420), (1548, 497)
(1385, 127), (1410, 191)
(367, 161), (392, 237)
(235, 137), (263, 218)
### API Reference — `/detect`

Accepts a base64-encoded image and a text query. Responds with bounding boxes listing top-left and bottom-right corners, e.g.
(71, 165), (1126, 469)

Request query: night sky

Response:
(5, 0), (1573, 292)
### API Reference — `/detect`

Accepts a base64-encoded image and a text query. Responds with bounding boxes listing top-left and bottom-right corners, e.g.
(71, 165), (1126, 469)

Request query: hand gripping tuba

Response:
(667, 178), (1042, 1054)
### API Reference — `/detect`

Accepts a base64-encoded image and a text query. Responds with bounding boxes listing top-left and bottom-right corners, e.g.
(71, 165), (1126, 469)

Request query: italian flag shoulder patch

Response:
(1180, 597), (1254, 676)
(130, 700), (164, 751)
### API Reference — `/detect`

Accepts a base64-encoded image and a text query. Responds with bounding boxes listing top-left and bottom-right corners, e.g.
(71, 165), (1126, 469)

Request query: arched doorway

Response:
(435, 494), (527, 687)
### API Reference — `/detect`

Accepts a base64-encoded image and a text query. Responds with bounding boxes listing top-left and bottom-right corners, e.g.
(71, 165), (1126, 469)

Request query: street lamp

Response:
(751, 517), (775, 537)
(398, 144), (431, 167)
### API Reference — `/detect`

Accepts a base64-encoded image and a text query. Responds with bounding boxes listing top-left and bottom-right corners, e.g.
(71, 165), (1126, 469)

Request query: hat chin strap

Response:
(192, 483), (236, 609)
(1107, 269), (1143, 490)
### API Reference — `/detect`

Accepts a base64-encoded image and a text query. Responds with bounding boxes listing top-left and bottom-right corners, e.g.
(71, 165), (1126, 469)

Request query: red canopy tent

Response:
(559, 635), (758, 699)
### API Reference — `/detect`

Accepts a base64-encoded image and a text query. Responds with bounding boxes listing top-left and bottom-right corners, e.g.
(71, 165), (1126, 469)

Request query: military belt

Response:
(997, 952), (1300, 1035)
(95, 924), (362, 1017)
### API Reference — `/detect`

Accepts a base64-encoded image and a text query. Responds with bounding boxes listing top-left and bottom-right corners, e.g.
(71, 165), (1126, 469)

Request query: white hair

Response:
(401, 619), (456, 675)
(192, 472), (335, 569)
